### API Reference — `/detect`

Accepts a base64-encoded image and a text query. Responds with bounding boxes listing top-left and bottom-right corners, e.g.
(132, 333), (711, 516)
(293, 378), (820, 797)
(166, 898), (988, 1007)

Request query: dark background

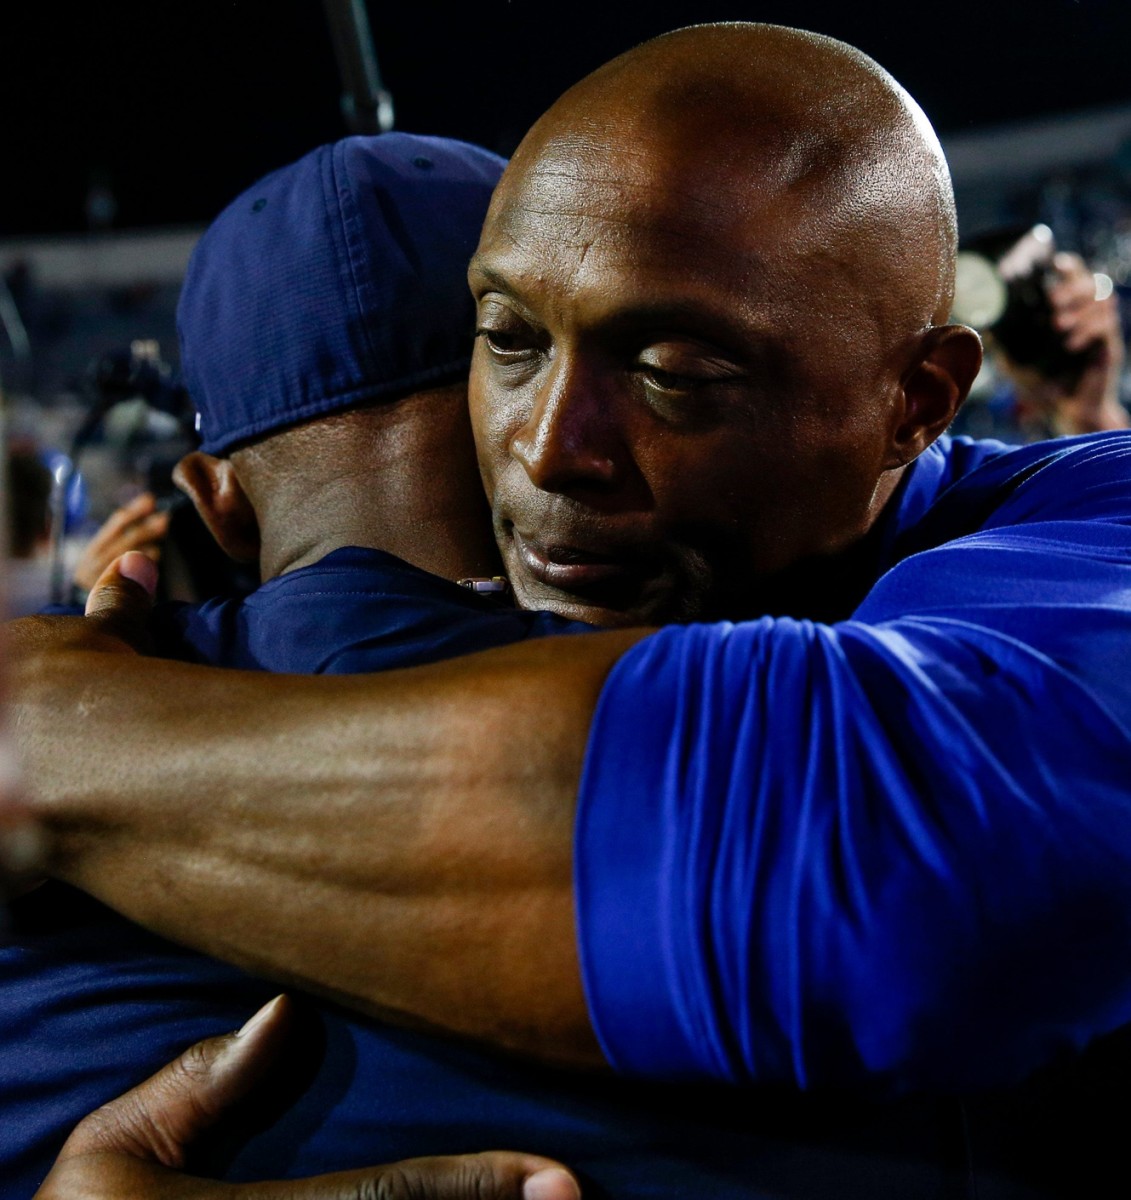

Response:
(4, 0), (1130, 235)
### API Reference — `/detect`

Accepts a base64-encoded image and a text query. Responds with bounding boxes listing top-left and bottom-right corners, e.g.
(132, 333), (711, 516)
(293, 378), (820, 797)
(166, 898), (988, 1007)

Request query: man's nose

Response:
(509, 358), (622, 496)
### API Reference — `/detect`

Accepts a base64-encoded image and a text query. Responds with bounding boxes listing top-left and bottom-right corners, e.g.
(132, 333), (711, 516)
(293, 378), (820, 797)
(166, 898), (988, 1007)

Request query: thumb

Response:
(83, 550), (158, 650)
(57, 994), (293, 1169)
(283, 1151), (582, 1200)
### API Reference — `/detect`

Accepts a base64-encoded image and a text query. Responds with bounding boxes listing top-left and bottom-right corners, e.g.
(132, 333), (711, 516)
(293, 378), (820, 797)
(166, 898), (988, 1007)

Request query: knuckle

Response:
(78, 1089), (171, 1161)
(364, 1167), (417, 1200)
(179, 1035), (219, 1081)
(171, 1035), (233, 1122)
(356, 1159), (504, 1200)
(464, 1155), (512, 1200)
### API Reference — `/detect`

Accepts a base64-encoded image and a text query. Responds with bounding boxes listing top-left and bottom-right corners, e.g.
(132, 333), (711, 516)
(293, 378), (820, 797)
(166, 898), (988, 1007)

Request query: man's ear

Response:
(172, 452), (261, 564)
(886, 324), (983, 467)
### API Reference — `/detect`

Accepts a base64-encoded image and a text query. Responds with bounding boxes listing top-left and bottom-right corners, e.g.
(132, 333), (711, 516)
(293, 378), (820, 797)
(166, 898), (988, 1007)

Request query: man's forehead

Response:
(497, 127), (777, 227)
(476, 134), (821, 306)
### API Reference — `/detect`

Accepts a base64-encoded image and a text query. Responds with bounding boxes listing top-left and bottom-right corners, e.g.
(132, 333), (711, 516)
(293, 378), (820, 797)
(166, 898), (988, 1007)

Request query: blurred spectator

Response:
(994, 252), (1129, 439)
(71, 490), (168, 598)
(6, 449), (50, 560)
(5, 448), (52, 616)
(5, 447), (169, 613)
(952, 225), (1130, 442)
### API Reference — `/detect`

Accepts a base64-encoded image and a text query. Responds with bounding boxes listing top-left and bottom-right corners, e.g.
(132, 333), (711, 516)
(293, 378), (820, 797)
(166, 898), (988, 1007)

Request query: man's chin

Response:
(508, 574), (691, 629)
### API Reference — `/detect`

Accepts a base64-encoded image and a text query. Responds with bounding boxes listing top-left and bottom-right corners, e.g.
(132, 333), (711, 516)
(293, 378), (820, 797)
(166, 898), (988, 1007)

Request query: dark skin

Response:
(8, 24), (980, 1071)
(12, 385), (581, 1199)
(34, 993), (581, 1200)
(471, 25), (978, 627)
(174, 381), (502, 585)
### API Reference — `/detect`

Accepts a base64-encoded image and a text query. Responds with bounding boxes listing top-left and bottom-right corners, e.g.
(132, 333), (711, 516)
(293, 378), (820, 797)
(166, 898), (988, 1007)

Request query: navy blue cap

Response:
(177, 133), (506, 455)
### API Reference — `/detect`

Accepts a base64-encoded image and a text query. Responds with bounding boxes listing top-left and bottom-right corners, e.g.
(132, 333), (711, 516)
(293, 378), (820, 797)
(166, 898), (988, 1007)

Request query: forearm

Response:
(10, 623), (647, 1065)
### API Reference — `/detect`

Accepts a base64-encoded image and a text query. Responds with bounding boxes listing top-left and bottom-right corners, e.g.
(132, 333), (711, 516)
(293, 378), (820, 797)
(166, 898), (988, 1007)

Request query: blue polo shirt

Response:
(577, 432), (1131, 1101)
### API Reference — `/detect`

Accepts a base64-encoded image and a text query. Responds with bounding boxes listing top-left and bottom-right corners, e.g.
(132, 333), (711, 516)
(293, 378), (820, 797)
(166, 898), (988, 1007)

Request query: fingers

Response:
(74, 493), (170, 592)
(35, 1148), (582, 1200)
(94, 493), (159, 545)
(57, 994), (294, 1169)
(39, 990), (582, 1200)
(261, 1152), (582, 1200)
(1057, 297), (1120, 356)
(82, 551), (159, 651)
(1047, 252), (1125, 359)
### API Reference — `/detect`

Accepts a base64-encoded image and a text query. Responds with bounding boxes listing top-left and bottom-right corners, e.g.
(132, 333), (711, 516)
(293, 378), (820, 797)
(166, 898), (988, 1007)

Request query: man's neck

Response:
(733, 463), (910, 624)
(261, 475), (501, 583)
(246, 388), (503, 585)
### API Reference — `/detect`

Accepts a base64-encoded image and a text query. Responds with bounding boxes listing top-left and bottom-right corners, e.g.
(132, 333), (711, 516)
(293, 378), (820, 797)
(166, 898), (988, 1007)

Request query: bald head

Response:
(498, 23), (956, 333)
(468, 23), (980, 626)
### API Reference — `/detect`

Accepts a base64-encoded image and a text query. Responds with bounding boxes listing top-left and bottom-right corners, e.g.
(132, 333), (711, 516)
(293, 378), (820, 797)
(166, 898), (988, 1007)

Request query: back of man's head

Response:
(174, 133), (506, 581)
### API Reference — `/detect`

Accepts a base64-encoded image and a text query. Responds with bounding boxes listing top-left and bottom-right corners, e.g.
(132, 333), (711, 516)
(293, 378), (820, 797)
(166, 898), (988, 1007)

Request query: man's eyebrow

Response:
(468, 259), (776, 360)
(600, 302), (774, 360)
(467, 257), (511, 291)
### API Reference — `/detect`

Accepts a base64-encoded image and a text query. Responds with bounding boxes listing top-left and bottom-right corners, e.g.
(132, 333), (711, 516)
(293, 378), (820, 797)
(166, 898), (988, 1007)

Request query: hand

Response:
(35, 994), (581, 1200)
(1011, 252), (1129, 436)
(73, 492), (170, 595)
(5, 548), (158, 668)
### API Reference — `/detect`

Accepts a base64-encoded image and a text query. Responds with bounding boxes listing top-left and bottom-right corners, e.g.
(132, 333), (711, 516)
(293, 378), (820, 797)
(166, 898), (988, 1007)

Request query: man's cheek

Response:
(471, 395), (522, 482)
(466, 367), (503, 465)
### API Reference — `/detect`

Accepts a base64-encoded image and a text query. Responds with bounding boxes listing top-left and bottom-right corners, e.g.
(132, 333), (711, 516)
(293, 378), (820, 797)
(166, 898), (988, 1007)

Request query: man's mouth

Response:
(512, 532), (637, 593)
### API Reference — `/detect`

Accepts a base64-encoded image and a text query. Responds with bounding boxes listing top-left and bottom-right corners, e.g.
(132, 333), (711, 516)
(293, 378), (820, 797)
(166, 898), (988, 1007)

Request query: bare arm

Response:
(8, 562), (647, 1067)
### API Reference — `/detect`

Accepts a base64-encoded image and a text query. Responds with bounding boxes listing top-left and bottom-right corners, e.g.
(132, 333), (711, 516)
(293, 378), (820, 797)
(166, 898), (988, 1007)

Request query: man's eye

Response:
(640, 366), (697, 394)
(635, 344), (743, 399)
(475, 327), (534, 358)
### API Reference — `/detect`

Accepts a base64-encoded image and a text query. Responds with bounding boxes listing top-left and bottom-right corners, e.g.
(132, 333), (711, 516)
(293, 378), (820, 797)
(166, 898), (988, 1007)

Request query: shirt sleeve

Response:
(575, 520), (1131, 1095)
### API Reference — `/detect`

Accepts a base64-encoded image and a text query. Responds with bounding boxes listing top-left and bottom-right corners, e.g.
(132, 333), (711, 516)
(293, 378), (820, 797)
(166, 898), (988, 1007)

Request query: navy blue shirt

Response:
(149, 545), (585, 673)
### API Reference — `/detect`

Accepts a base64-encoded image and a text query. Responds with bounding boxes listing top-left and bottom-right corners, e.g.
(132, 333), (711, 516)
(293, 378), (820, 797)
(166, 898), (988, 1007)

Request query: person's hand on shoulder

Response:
(35, 994), (581, 1200)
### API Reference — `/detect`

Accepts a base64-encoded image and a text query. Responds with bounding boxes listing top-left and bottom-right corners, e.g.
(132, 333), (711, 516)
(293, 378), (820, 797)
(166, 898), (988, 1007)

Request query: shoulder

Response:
(163, 547), (589, 675)
(890, 432), (1131, 563)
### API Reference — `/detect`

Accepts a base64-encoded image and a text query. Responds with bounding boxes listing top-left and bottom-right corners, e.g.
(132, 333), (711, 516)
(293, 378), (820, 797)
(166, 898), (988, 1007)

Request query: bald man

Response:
(11, 22), (1131, 1198)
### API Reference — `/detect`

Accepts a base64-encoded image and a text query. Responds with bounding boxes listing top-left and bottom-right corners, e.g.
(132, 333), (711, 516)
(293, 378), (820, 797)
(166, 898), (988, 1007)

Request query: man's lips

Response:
(513, 532), (637, 592)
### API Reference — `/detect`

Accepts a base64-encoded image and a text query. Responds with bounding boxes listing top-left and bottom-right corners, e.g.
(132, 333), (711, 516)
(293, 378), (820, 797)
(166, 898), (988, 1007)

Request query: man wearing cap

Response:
(11, 21), (1131, 1198)
(0, 131), (516, 1197)
(4, 134), (598, 1196)
(158, 130), (577, 675)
